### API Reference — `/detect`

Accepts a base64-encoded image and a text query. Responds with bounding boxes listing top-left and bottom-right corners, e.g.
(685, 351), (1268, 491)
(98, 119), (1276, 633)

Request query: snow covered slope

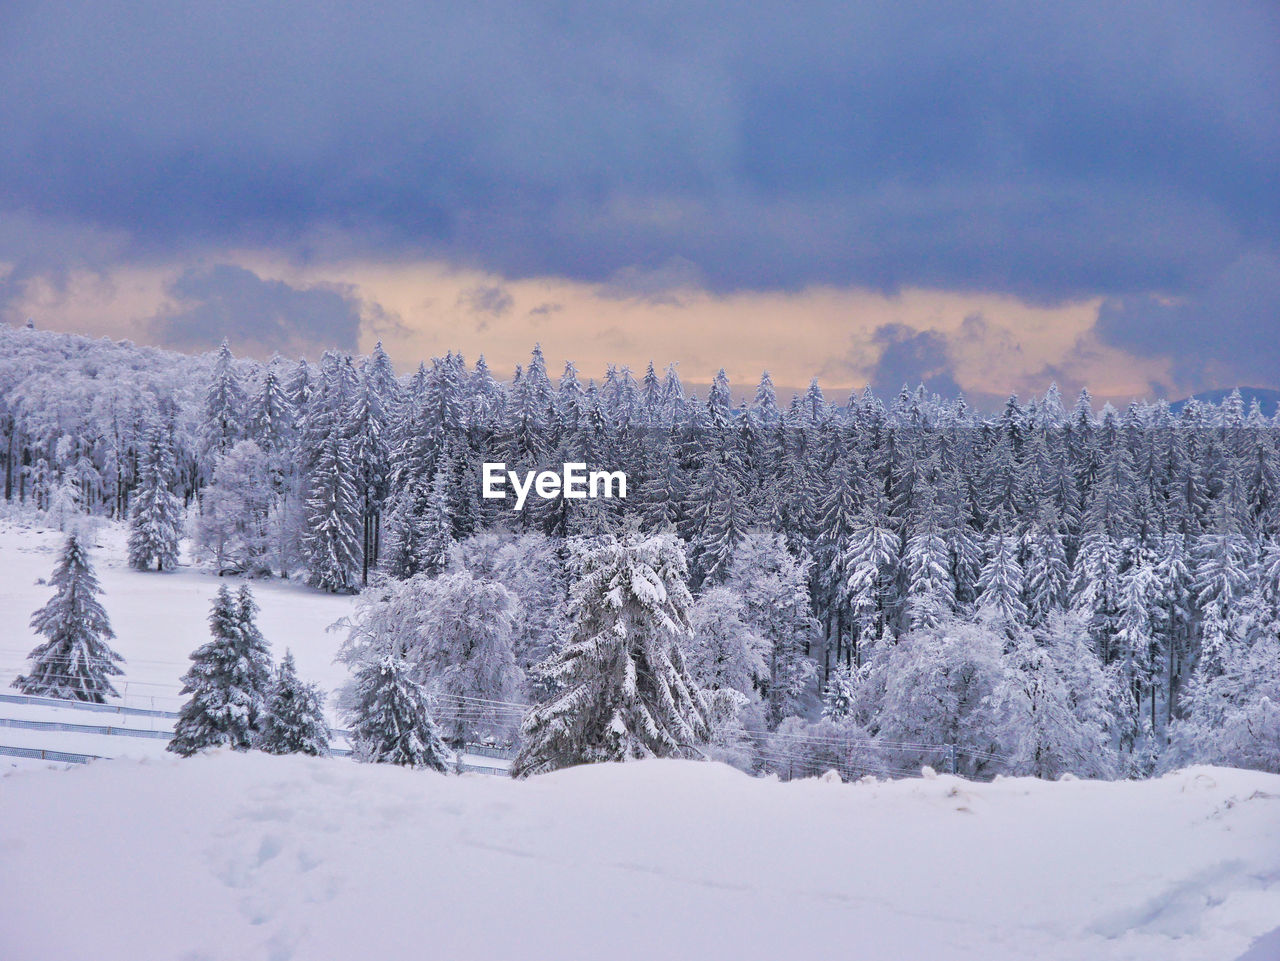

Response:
(1, 754), (1277, 961)
(0, 519), (358, 713)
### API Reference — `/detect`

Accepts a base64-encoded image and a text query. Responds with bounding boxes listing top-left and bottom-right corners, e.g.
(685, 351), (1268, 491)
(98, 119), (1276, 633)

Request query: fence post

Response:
(948, 744), (958, 776)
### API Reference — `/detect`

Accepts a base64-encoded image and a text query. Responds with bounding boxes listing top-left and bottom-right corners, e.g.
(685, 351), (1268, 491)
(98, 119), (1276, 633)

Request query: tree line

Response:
(2, 324), (1278, 777)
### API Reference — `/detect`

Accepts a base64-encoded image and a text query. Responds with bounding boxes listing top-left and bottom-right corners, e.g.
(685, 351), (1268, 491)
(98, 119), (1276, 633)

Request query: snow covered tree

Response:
(195, 440), (274, 575)
(339, 568), (526, 744)
(994, 628), (1117, 779)
(687, 586), (768, 697)
(1114, 552), (1162, 738)
(345, 654), (450, 770)
(257, 650), (330, 756)
(381, 480), (429, 580)
(727, 528), (818, 725)
(1024, 519), (1070, 625)
(488, 532), (569, 676)
(842, 503), (900, 660)
(249, 364), (297, 454)
(686, 588), (767, 772)
(977, 523), (1029, 632)
(513, 531), (711, 777)
(861, 616), (1007, 777)
(199, 340), (245, 469)
(127, 424), (182, 571)
(303, 428), (362, 592)
(346, 358), (393, 584)
(418, 459), (455, 578)
(902, 487), (956, 631)
(15, 534), (124, 703)
(412, 571), (524, 745)
(168, 585), (273, 755)
(822, 666), (856, 721)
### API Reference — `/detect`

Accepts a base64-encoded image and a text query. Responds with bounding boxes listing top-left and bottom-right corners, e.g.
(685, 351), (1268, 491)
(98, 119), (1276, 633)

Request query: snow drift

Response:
(1, 755), (1277, 961)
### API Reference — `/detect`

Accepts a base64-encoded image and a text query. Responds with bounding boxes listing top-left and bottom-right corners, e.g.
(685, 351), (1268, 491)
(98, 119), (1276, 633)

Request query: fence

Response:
(755, 732), (1011, 783)
(0, 716), (171, 739)
(0, 691), (180, 720)
(0, 743), (103, 764)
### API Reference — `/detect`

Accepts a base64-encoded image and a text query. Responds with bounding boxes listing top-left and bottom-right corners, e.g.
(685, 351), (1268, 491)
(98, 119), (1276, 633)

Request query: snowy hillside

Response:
(1, 754), (1278, 961)
(0, 518), (357, 716)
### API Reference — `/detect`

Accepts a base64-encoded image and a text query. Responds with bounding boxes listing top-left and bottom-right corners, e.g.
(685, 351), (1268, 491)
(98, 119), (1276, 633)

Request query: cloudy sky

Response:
(1, 1), (1276, 404)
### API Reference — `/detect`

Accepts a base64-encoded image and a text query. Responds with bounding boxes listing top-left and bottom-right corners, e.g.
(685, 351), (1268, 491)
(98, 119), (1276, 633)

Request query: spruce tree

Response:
(346, 654), (450, 770)
(978, 522), (1029, 632)
(514, 531), (711, 776)
(168, 585), (273, 755)
(822, 667), (856, 721)
(16, 534), (124, 703)
(419, 459), (455, 578)
(303, 427), (363, 593)
(200, 340), (246, 468)
(127, 424), (183, 571)
(257, 650), (330, 756)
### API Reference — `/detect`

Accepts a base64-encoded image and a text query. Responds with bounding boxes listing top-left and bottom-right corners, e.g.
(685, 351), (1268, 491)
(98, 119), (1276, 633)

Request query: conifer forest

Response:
(2, 323), (1277, 780)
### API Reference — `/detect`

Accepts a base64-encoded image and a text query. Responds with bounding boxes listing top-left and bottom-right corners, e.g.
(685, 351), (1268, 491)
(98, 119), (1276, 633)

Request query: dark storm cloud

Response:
(866, 324), (962, 399)
(0, 1), (1277, 378)
(1095, 252), (1280, 387)
(151, 264), (362, 356)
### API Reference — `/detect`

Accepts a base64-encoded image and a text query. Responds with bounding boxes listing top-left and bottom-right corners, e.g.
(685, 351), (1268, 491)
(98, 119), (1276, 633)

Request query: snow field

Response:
(0, 755), (1278, 961)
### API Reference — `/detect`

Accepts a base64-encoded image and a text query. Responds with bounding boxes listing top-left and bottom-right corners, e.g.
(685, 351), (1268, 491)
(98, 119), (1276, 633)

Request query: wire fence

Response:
(0, 743), (103, 764)
(751, 734), (1011, 782)
(0, 716), (171, 739)
(0, 691), (180, 720)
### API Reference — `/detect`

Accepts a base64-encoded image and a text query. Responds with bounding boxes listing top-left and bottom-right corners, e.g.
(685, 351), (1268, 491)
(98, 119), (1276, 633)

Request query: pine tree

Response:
(419, 459), (455, 578)
(257, 650), (331, 756)
(1114, 551), (1161, 738)
(15, 534), (124, 703)
(303, 428), (362, 592)
(127, 424), (182, 571)
(513, 531), (711, 776)
(346, 654), (450, 770)
(842, 499), (900, 655)
(381, 480), (430, 580)
(346, 358), (393, 583)
(977, 522), (1029, 631)
(822, 666), (856, 720)
(200, 340), (246, 469)
(1023, 518), (1070, 624)
(168, 585), (273, 755)
(902, 484), (956, 631)
(250, 365), (297, 454)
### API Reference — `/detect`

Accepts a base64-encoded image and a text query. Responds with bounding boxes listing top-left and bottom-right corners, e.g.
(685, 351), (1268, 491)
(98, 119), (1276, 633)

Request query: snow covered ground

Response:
(0, 754), (1277, 961)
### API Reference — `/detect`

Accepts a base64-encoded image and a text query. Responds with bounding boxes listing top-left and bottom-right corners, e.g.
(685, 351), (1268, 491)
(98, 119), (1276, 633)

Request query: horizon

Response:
(10, 319), (1280, 416)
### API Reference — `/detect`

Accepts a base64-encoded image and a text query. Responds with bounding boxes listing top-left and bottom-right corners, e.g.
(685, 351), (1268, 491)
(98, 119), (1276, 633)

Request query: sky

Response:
(0, 1), (1277, 405)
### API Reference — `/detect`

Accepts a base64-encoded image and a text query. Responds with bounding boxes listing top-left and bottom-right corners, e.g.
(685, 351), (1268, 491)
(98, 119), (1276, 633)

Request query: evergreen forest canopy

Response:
(1, 323), (1277, 778)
